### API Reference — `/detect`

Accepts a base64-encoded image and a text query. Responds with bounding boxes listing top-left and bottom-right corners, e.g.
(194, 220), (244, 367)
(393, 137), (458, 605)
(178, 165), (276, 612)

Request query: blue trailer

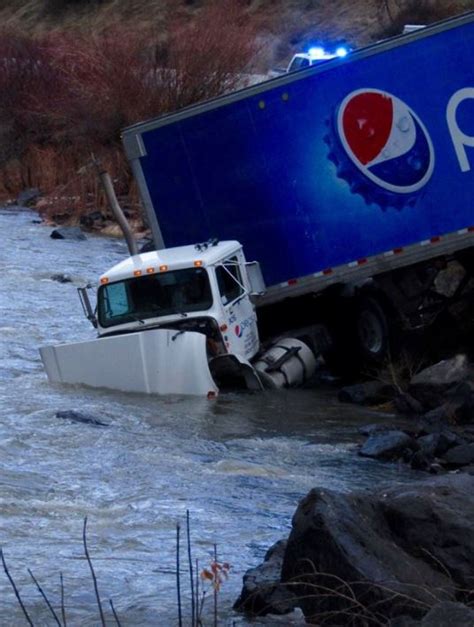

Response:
(123, 12), (474, 363)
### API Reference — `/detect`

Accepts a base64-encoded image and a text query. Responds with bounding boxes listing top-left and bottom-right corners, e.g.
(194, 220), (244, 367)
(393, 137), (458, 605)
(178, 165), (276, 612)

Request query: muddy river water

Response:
(0, 207), (417, 625)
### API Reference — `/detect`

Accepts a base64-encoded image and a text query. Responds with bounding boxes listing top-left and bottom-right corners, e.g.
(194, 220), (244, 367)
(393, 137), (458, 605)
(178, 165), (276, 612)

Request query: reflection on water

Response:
(0, 208), (417, 624)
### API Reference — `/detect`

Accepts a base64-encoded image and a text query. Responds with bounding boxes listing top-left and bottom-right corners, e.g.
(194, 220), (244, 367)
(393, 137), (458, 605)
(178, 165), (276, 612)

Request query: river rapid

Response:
(0, 207), (418, 626)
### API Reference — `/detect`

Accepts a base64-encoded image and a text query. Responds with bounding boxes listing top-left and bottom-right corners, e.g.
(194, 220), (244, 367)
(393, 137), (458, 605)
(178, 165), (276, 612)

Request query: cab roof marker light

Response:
(146, 267), (155, 274)
(336, 46), (349, 57)
(308, 46), (326, 59)
(159, 265), (168, 272)
(133, 270), (142, 277)
(100, 277), (109, 285)
(194, 260), (203, 267)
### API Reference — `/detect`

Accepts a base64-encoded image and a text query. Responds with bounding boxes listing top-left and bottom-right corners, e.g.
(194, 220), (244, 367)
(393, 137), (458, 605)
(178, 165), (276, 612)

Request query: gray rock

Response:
(441, 443), (474, 467)
(418, 432), (459, 457)
(17, 188), (40, 207)
(50, 273), (72, 284)
(359, 423), (393, 436)
(50, 227), (87, 241)
(410, 450), (432, 471)
(233, 540), (298, 617)
(394, 392), (424, 415)
(411, 355), (469, 387)
(281, 476), (472, 623)
(56, 410), (108, 427)
(338, 381), (396, 405)
(359, 430), (417, 460)
(409, 355), (469, 410)
(421, 601), (474, 626)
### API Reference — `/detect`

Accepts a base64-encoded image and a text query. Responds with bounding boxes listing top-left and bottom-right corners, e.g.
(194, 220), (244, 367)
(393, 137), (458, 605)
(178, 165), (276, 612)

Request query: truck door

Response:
(215, 256), (259, 360)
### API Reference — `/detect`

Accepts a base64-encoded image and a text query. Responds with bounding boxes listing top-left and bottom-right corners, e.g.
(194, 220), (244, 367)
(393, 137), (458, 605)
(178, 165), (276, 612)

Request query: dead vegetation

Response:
(0, 0), (472, 222)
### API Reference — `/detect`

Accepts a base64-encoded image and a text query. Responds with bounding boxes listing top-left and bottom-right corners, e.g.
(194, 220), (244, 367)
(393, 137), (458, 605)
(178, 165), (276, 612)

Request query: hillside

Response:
(0, 0), (472, 222)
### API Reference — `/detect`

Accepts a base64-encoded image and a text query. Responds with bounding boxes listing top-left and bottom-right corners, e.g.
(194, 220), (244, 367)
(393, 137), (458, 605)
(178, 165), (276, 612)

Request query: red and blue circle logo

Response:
(235, 325), (243, 338)
(337, 89), (435, 194)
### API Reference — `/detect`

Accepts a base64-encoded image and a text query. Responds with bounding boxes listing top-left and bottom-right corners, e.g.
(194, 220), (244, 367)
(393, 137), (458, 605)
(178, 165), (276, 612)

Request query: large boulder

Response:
(359, 430), (418, 461)
(233, 540), (298, 616)
(278, 474), (474, 624)
(440, 443), (474, 468)
(421, 602), (474, 626)
(408, 355), (470, 410)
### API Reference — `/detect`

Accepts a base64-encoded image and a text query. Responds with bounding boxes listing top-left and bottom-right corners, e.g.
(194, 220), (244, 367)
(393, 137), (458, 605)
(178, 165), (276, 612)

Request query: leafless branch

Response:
(82, 516), (106, 627)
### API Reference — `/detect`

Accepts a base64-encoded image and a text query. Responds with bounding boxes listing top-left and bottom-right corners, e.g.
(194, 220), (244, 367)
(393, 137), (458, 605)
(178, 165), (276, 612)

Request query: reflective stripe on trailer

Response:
(268, 226), (474, 301)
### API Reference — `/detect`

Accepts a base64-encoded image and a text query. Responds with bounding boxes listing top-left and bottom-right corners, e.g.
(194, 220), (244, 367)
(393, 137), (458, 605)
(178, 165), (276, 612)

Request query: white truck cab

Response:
(96, 240), (262, 361)
(40, 239), (317, 396)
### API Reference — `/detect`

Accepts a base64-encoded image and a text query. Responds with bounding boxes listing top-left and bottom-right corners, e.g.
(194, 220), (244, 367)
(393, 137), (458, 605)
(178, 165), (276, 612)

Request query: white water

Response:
(0, 207), (417, 625)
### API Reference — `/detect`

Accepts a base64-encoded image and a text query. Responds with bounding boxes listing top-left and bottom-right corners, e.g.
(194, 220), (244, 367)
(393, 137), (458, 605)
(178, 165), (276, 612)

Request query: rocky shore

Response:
(235, 473), (474, 625)
(235, 354), (474, 625)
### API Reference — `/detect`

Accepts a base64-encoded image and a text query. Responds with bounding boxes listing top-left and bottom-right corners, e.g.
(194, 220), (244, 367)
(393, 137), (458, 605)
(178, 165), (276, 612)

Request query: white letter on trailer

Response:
(447, 88), (474, 172)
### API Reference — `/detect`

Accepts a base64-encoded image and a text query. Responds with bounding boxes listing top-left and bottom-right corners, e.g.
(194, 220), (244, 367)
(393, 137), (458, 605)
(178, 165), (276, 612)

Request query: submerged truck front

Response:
(123, 13), (474, 301)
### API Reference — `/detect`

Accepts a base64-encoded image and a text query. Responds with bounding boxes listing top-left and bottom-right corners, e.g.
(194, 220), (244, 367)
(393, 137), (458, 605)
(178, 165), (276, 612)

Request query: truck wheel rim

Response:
(358, 310), (384, 354)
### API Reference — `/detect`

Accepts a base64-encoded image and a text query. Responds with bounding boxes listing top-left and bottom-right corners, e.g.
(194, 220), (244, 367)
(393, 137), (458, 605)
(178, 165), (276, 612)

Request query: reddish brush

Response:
(0, 1), (259, 220)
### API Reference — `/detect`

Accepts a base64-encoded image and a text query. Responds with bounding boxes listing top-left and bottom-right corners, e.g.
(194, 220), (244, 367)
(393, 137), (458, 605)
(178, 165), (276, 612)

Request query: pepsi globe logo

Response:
(337, 89), (435, 194)
(235, 325), (243, 338)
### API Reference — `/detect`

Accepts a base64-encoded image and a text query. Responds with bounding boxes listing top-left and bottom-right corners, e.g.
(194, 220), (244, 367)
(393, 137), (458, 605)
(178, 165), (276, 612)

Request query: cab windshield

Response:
(98, 267), (212, 328)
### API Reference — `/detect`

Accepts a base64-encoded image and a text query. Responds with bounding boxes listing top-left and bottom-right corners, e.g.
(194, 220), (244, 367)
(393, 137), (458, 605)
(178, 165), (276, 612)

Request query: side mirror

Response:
(78, 286), (98, 328)
(245, 261), (266, 296)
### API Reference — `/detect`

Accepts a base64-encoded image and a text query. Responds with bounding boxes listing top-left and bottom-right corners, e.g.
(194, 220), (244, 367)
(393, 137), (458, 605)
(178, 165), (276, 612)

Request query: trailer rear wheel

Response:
(356, 296), (391, 365)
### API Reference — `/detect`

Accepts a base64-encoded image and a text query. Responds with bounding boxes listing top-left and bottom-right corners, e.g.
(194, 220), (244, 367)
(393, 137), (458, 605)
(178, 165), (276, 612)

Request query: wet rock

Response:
(56, 410), (108, 427)
(50, 273), (72, 284)
(417, 431), (459, 457)
(50, 227), (87, 241)
(421, 404), (454, 430)
(380, 476), (474, 589)
(408, 355), (469, 410)
(234, 540), (298, 616)
(338, 381), (396, 405)
(17, 188), (40, 207)
(359, 430), (418, 460)
(280, 475), (473, 623)
(446, 381), (474, 424)
(421, 602), (474, 626)
(80, 210), (106, 229)
(441, 443), (474, 467)
(394, 392), (424, 415)
(359, 423), (393, 437)
(410, 450), (432, 471)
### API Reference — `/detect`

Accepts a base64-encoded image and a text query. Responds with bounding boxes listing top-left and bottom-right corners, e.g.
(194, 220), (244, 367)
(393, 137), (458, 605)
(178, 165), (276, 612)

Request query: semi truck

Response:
(41, 12), (474, 396)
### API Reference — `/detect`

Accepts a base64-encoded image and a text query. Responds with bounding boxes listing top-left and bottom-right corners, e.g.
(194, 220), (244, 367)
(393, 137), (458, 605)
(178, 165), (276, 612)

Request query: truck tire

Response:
(355, 296), (392, 365)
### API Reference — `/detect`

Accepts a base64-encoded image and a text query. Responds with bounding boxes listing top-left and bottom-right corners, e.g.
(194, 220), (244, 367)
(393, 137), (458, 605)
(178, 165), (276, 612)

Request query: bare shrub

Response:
(0, 1), (259, 217)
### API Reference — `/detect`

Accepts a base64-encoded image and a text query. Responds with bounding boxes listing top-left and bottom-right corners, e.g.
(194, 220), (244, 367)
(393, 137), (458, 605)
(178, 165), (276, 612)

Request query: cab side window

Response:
(216, 257), (244, 305)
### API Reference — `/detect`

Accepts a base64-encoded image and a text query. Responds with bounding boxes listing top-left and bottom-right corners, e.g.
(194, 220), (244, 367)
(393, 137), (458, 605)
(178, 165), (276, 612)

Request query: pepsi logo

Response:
(235, 325), (243, 338)
(337, 89), (435, 194)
